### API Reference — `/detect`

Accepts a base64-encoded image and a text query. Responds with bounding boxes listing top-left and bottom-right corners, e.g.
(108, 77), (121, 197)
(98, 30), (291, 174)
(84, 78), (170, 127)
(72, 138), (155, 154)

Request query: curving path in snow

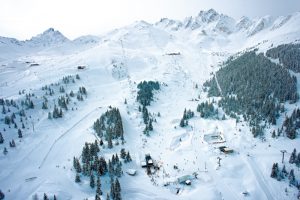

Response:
(38, 107), (102, 168)
(244, 156), (276, 200)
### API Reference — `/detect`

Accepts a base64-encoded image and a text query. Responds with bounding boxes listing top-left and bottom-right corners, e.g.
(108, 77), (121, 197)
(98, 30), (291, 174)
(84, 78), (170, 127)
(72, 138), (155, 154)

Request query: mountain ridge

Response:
(1, 9), (300, 48)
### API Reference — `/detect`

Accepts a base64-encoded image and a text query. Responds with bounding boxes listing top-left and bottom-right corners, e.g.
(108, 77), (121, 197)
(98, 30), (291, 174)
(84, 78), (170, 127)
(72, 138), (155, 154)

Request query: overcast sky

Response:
(0, 0), (299, 40)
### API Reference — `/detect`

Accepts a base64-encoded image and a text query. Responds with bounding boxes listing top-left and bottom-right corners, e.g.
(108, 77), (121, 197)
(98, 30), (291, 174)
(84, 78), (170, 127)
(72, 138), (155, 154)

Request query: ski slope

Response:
(0, 9), (300, 200)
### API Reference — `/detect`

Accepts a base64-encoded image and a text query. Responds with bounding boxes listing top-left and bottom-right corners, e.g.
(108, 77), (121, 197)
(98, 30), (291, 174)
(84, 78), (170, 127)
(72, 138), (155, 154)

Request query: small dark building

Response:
(30, 63), (39, 67)
(145, 154), (153, 166)
(77, 65), (86, 70)
(219, 146), (234, 154)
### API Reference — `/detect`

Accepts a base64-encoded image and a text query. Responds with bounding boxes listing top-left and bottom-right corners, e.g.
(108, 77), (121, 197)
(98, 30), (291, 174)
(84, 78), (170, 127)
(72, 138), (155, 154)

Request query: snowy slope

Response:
(0, 9), (300, 200)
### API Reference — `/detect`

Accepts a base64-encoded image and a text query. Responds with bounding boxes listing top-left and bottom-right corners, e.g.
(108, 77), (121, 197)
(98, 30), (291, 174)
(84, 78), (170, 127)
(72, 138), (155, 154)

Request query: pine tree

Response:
(70, 90), (75, 97)
(75, 173), (81, 183)
(125, 152), (132, 163)
(0, 132), (4, 144)
(3, 147), (8, 155)
(148, 119), (153, 131)
(143, 125), (149, 136)
(120, 148), (126, 159)
(2, 106), (6, 114)
(90, 174), (95, 188)
(96, 176), (102, 195)
(4, 116), (11, 125)
(114, 178), (122, 200)
(32, 193), (39, 200)
(289, 148), (297, 164)
(73, 158), (82, 173)
(59, 86), (65, 93)
(98, 157), (107, 175)
(106, 193), (110, 200)
(10, 139), (16, 147)
(29, 100), (34, 109)
(100, 139), (104, 146)
(110, 179), (115, 200)
(43, 193), (49, 200)
(53, 195), (57, 200)
(95, 140), (100, 153)
(108, 136), (113, 149)
(18, 129), (23, 138)
(0, 190), (4, 200)
(282, 165), (287, 176)
(179, 118), (185, 127)
(286, 128), (296, 139)
(48, 112), (52, 119)
(270, 163), (278, 178)
(296, 153), (300, 167)
(95, 194), (101, 200)
(142, 106), (149, 124)
(288, 169), (296, 185)
(115, 162), (122, 177)
(42, 102), (48, 109)
(73, 157), (77, 169)
(59, 108), (63, 118)
(272, 130), (276, 138)
(108, 160), (113, 177)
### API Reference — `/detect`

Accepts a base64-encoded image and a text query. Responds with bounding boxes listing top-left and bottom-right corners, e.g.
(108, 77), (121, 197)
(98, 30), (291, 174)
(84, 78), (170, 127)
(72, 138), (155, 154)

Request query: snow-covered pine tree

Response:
(90, 174), (95, 188)
(9, 139), (16, 148)
(110, 179), (115, 200)
(75, 173), (81, 183)
(0, 190), (4, 200)
(114, 178), (122, 200)
(125, 152), (132, 163)
(3, 147), (8, 155)
(18, 129), (22, 138)
(43, 193), (49, 200)
(0, 132), (4, 144)
(270, 163), (279, 178)
(120, 148), (126, 159)
(96, 176), (102, 195)
(289, 148), (297, 164)
(95, 194), (101, 200)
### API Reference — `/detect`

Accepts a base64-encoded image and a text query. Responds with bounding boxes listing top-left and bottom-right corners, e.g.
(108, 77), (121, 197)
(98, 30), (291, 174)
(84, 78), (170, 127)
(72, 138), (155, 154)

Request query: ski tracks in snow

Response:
(244, 155), (276, 200)
(214, 72), (223, 97)
(38, 107), (101, 169)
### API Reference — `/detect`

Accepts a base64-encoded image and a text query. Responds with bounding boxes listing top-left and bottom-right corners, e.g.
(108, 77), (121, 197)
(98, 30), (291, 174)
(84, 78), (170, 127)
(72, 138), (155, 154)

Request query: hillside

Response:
(0, 9), (300, 200)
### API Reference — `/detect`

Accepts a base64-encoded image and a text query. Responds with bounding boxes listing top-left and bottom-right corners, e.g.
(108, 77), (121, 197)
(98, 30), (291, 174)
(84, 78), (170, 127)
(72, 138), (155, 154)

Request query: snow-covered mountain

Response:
(26, 28), (70, 47)
(0, 9), (300, 200)
(0, 9), (299, 55)
(73, 35), (101, 45)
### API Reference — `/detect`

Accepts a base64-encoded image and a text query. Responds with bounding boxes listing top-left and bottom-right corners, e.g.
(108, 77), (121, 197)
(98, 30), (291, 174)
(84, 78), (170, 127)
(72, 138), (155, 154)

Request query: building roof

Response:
(177, 175), (193, 183)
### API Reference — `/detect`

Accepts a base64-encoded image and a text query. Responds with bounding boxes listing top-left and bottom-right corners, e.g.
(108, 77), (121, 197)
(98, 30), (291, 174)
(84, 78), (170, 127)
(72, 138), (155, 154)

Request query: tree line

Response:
(93, 107), (124, 147)
(204, 51), (298, 137)
(266, 43), (300, 72)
